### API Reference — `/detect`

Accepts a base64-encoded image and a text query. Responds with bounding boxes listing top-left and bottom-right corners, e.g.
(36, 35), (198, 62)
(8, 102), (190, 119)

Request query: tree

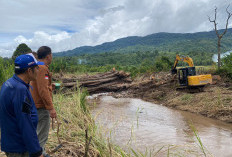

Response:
(208, 5), (232, 69)
(219, 53), (232, 79)
(12, 43), (32, 60)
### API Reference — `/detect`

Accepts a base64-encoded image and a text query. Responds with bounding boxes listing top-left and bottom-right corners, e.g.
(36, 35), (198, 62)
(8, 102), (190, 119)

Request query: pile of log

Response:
(59, 71), (132, 94)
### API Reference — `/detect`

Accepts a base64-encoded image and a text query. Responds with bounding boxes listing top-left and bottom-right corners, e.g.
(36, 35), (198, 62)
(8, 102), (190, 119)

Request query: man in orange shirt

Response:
(30, 46), (56, 157)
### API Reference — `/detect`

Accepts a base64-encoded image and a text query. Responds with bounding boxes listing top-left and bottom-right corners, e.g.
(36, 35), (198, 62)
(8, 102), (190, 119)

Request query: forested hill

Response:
(54, 28), (232, 57)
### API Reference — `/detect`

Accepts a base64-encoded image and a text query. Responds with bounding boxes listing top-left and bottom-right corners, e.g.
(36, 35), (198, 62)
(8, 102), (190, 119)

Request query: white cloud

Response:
(15, 31), (71, 52)
(0, 0), (231, 57)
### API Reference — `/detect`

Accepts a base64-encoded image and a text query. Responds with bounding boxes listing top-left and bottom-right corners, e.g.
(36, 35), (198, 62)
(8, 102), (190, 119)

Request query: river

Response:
(89, 95), (232, 157)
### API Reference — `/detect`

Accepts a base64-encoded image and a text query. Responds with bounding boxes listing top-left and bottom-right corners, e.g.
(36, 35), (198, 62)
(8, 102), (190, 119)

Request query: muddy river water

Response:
(89, 95), (232, 157)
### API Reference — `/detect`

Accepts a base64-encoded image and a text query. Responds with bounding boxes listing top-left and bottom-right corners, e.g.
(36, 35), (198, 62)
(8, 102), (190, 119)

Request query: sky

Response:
(0, 0), (232, 57)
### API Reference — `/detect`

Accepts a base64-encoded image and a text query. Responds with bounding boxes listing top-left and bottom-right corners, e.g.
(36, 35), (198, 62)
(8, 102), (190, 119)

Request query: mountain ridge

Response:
(54, 28), (232, 57)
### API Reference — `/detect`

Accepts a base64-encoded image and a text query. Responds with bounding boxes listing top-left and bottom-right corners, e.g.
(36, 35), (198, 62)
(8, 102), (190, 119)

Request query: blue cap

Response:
(15, 53), (38, 70)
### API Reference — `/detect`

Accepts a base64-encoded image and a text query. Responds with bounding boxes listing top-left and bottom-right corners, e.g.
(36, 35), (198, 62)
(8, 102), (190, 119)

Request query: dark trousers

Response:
(5, 152), (29, 157)
(37, 108), (50, 155)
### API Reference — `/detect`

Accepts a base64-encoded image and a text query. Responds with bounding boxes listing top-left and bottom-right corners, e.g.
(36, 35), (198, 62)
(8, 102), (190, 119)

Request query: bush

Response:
(0, 58), (14, 85)
(216, 53), (232, 79)
(154, 56), (172, 71)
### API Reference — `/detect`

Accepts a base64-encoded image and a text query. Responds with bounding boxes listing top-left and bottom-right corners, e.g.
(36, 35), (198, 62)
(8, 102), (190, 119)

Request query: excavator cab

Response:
(178, 67), (196, 86)
(171, 54), (212, 90)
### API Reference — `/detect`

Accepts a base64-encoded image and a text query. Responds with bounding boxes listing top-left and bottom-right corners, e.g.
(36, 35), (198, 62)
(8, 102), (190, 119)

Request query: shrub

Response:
(0, 58), (14, 85)
(216, 53), (232, 79)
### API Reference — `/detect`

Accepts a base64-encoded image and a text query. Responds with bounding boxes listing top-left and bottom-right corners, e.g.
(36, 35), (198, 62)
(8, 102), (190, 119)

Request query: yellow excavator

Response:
(171, 54), (212, 89)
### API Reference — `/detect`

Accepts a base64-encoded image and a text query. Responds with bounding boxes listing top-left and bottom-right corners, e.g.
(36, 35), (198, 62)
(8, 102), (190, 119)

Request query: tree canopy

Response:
(12, 43), (32, 60)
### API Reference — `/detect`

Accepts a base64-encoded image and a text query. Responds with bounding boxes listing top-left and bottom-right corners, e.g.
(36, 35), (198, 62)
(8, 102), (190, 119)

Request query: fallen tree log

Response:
(62, 76), (119, 88)
(62, 71), (117, 83)
(81, 76), (119, 87)
(87, 82), (129, 94)
(58, 70), (132, 94)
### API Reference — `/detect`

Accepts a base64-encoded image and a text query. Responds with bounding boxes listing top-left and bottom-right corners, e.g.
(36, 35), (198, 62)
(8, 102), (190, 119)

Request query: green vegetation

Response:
(52, 28), (231, 79)
(12, 43), (32, 60)
(0, 57), (14, 85)
(51, 50), (215, 78)
(54, 28), (232, 57)
(48, 89), (127, 156)
(181, 94), (193, 101)
(217, 53), (232, 79)
(190, 124), (207, 157)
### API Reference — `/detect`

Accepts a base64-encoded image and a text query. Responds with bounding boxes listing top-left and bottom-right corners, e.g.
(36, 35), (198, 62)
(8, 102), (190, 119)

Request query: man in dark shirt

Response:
(0, 53), (43, 157)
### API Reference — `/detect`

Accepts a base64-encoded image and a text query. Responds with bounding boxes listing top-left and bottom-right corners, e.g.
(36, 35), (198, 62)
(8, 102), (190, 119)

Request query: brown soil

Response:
(55, 71), (232, 123)
(113, 72), (232, 123)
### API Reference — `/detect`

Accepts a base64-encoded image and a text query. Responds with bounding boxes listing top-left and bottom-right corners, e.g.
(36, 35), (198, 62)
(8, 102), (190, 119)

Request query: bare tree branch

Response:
(221, 5), (232, 37)
(208, 5), (232, 68)
(215, 7), (217, 21)
(208, 7), (220, 38)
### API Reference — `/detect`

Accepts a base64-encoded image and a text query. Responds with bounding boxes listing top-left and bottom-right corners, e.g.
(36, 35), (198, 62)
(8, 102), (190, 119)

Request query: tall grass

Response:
(0, 58), (14, 86)
(49, 89), (127, 156)
(190, 124), (208, 157)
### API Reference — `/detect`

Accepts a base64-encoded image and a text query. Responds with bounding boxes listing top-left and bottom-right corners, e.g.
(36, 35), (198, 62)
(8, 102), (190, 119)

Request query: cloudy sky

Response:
(0, 0), (231, 57)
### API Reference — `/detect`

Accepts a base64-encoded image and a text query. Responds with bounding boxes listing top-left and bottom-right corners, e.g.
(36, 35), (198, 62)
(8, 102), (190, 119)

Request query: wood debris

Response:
(55, 70), (132, 94)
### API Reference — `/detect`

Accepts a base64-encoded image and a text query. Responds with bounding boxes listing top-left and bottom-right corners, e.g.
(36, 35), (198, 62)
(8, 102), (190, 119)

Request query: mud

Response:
(90, 96), (232, 157)
(112, 72), (232, 123)
(55, 71), (232, 123)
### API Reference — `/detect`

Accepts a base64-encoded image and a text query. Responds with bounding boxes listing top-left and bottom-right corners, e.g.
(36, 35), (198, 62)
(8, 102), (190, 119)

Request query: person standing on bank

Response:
(30, 46), (56, 157)
(0, 54), (43, 157)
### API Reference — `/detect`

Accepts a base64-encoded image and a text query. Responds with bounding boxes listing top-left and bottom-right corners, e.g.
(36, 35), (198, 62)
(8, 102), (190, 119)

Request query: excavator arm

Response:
(171, 54), (194, 74)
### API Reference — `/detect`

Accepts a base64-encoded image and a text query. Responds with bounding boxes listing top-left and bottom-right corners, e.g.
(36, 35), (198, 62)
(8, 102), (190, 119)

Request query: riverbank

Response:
(55, 71), (232, 123)
(113, 72), (232, 123)
(0, 90), (127, 157)
(46, 90), (127, 157)
(90, 95), (232, 157)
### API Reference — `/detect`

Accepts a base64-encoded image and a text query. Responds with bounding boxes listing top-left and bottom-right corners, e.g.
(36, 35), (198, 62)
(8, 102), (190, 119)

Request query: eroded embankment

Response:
(114, 72), (232, 123)
(90, 95), (232, 157)
(54, 71), (232, 123)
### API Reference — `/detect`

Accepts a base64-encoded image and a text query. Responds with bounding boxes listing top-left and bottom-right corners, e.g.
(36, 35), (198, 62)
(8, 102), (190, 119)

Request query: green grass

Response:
(190, 124), (207, 157)
(0, 58), (14, 85)
(181, 94), (193, 101)
(49, 89), (127, 156)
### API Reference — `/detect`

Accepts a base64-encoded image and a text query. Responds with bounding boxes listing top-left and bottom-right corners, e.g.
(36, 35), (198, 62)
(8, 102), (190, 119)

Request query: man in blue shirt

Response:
(0, 54), (43, 157)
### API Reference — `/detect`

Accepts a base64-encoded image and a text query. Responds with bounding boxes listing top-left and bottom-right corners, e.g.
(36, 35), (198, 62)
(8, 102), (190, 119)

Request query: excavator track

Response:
(176, 86), (205, 93)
